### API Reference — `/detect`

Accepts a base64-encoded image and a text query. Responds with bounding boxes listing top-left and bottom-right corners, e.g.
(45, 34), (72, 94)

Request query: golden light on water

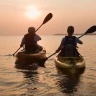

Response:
(25, 5), (42, 19)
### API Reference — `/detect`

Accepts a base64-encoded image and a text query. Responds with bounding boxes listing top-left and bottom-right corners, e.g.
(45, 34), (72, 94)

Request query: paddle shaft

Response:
(35, 24), (43, 32)
(47, 52), (57, 59)
(78, 33), (86, 38)
(13, 47), (21, 56)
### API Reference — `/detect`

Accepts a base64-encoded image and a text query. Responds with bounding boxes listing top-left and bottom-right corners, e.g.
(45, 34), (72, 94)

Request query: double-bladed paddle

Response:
(39, 25), (96, 66)
(35, 13), (53, 32)
(13, 47), (21, 56)
(13, 13), (53, 56)
(78, 25), (96, 38)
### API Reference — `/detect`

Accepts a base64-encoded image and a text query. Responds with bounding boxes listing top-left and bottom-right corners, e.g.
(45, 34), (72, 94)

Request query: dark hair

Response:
(28, 27), (35, 33)
(67, 26), (74, 34)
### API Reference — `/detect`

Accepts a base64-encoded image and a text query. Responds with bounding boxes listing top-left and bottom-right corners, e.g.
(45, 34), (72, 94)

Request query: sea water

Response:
(0, 35), (96, 96)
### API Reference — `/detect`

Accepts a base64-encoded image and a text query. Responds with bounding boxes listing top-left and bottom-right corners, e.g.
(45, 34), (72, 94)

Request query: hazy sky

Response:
(0, 0), (96, 35)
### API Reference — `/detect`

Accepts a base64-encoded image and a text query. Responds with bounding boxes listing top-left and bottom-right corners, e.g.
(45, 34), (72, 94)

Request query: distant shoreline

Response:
(0, 34), (96, 36)
(53, 34), (96, 35)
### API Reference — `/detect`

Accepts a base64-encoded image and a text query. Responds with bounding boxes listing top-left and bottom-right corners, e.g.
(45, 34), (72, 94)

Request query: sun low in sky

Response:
(0, 0), (96, 35)
(25, 5), (42, 20)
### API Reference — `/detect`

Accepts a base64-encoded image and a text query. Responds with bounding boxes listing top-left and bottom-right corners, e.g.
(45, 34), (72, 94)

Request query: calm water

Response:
(0, 35), (96, 96)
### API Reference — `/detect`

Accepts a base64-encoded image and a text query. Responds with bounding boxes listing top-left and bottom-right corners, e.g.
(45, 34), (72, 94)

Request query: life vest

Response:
(64, 36), (76, 46)
(61, 36), (79, 57)
(24, 33), (36, 51)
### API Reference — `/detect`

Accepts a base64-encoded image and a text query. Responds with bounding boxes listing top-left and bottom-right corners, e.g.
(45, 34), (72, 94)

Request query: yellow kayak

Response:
(54, 56), (85, 74)
(15, 48), (46, 66)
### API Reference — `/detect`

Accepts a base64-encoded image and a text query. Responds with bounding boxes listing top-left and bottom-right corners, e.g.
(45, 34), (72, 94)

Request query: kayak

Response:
(54, 56), (85, 74)
(15, 47), (46, 67)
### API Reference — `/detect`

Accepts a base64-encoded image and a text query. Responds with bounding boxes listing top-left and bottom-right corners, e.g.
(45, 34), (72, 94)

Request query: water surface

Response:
(0, 35), (96, 96)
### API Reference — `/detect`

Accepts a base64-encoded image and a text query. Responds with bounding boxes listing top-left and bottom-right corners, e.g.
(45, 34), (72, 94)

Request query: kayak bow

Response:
(55, 56), (85, 74)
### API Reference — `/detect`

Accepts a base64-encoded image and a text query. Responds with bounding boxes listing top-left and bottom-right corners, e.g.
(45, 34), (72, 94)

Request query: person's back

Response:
(20, 27), (42, 52)
(24, 32), (35, 52)
(62, 36), (78, 57)
(56, 26), (83, 57)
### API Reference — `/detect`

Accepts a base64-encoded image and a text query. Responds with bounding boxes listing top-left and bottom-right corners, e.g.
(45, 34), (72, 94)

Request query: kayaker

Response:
(55, 26), (83, 57)
(20, 27), (42, 52)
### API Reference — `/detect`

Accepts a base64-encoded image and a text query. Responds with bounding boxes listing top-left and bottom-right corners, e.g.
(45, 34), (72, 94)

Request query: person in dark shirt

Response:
(55, 26), (83, 57)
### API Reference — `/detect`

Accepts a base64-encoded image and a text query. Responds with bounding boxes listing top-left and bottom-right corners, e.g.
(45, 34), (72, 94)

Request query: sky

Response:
(0, 0), (96, 35)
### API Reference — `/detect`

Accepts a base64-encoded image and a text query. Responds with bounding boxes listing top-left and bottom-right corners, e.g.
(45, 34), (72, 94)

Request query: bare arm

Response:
(55, 37), (65, 53)
(35, 34), (41, 41)
(76, 37), (83, 44)
(20, 37), (25, 47)
(55, 42), (64, 53)
(78, 40), (83, 44)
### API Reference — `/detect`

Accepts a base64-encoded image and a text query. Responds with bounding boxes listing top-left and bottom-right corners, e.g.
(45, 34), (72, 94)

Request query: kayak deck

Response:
(55, 56), (85, 68)
(15, 48), (46, 66)
(55, 56), (86, 74)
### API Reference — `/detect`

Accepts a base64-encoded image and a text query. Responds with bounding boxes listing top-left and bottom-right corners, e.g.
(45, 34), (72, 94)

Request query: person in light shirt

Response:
(20, 27), (42, 52)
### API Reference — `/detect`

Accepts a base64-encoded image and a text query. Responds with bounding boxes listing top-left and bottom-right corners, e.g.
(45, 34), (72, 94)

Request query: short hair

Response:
(67, 26), (74, 34)
(28, 27), (35, 33)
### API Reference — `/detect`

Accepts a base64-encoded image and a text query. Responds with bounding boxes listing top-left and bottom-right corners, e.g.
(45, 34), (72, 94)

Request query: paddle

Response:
(78, 25), (96, 38)
(39, 25), (96, 66)
(13, 13), (53, 56)
(35, 13), (53, 32)
(39, 52), (56, 67)
(13, 47), (21, 56)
